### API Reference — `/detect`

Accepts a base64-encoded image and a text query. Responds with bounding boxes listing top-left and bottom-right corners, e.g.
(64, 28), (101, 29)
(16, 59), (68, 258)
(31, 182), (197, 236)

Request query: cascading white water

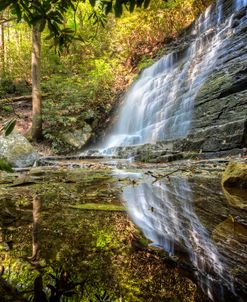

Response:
(101, 0), (246, 152)
(123, 177), (241, 302)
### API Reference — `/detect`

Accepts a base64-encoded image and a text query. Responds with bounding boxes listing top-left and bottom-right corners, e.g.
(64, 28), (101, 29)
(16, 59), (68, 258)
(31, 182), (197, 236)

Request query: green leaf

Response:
(74, 34), (84, 42)
(45, 33), (55, 41)
(47, 20), (60, 36)
(0, 159), (13, 173)
(100, 18), (105, 27)
(53, 10), (64, 22)
(4, 119), (16, 136)
(62, 28), (74, 34)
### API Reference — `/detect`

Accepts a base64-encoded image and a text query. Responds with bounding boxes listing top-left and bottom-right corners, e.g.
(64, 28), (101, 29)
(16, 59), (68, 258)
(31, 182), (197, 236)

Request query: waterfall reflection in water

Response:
(123, 177), (243, 302)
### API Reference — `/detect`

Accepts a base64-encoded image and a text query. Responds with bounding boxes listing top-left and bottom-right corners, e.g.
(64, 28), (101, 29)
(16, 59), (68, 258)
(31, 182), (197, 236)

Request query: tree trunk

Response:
(0, 12), (5, 76)
(31, 25), (42, 141)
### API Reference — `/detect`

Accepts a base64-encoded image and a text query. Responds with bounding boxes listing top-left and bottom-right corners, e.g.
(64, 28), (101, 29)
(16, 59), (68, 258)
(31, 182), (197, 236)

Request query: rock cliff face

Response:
(182, 5), (247, 153)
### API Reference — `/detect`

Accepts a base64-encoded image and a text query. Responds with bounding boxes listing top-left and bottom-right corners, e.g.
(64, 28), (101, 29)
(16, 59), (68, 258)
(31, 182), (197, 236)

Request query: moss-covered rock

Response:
(223, 186), (247, 209)
(0, 132), (38, 168)
(70, 203), (126, 211)
(222, 161), (247, 188)
(60, 126), (92, 149)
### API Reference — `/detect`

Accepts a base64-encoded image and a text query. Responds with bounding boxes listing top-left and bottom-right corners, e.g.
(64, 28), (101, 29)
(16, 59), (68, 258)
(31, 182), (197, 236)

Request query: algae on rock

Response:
(222, 161), (247, 189)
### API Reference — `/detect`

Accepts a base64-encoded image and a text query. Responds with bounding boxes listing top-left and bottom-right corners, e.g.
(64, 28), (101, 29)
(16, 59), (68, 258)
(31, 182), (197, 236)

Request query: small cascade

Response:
(123, 178), (244, 302)
(101, 0), (246, 153)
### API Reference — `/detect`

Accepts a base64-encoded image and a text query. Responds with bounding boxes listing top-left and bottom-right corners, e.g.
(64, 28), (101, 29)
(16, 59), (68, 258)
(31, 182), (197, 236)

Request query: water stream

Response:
(101, 0), (247, 152)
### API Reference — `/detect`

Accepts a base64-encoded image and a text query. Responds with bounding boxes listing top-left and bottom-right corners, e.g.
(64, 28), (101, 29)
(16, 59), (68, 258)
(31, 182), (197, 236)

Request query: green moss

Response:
(223, 186), (247, 209)
(196, 71), (231, 99)
(137, 237), (150, 247)
(222, 161), (247, 189)
(137, 56), (155, 72)
(70, 203), (126, 211)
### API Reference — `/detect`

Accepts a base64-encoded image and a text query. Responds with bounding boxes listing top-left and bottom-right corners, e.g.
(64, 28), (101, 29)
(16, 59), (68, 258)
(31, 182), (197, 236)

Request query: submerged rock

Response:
(0, 132), (38, 168)
(222, 161), (247, 188)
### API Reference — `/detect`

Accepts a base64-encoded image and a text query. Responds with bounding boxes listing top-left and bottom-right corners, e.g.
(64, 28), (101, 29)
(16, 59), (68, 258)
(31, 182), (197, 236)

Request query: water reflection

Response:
(1, 165), (246, 301)
(1, 168), (208, 301)
(30, 194), (41, 261)
(123, 177), (247, 302)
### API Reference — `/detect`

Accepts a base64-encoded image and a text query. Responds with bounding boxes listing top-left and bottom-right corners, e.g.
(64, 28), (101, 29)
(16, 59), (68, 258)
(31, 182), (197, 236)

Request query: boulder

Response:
(61, 125), (92, 149)
(0, 132), (38, 168)
(222, 161), (247, 188)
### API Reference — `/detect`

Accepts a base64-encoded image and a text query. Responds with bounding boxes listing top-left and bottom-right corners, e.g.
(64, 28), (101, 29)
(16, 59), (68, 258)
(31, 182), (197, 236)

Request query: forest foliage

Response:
(0, 0), (212, 153)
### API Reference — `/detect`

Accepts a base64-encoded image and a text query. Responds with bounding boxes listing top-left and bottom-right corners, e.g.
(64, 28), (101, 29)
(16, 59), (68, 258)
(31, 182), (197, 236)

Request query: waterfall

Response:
(123, 178), (242, 302)
(101, 0), (246, 153)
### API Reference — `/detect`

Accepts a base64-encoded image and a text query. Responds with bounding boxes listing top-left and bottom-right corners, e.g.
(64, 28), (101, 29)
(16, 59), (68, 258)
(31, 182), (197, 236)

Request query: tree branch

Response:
(0, 93), (49, 104)
(145, 169), (188, 183)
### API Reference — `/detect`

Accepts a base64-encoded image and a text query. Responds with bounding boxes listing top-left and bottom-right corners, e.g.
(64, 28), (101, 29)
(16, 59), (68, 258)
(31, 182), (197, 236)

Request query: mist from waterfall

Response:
(101, 0), (246, 153)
